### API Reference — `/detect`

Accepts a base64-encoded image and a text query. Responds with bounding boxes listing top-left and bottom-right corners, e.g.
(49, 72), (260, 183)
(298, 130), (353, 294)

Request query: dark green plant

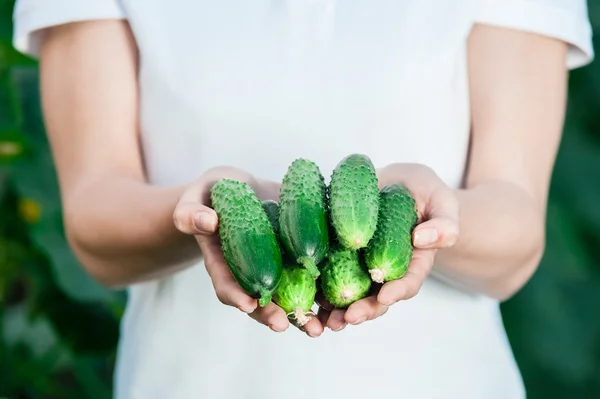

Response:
(1, 2), (124, 398)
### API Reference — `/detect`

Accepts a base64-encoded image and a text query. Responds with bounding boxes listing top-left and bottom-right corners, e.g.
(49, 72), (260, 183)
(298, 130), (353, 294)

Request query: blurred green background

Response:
(1, 0), (599, 398)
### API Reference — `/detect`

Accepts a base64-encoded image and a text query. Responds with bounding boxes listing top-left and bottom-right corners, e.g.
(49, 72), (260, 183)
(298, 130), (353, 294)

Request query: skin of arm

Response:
(434, 23), (568, 300)
(39, 20), (201, 287)
(39, 20), (322, 336)
(321, 24), (569, 329)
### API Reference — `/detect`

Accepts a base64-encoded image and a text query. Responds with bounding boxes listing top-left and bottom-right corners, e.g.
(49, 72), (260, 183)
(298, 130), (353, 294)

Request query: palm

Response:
(317, 163), (459, 331)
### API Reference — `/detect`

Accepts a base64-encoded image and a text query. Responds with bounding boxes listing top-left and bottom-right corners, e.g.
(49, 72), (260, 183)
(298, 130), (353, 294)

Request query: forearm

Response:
(433, 181), (545, 300)
(64, 175), (200, 288)
(431, 24), (568, 301)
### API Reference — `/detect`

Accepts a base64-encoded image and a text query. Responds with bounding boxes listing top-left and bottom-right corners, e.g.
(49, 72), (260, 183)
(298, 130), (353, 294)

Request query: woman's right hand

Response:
(173, 166), (325, 338)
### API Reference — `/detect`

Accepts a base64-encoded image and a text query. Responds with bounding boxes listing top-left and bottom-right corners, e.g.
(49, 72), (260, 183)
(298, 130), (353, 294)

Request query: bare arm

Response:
(39, 20), (202, 287)
(323, 24), (570, 329)
(432, 24), (568, 300)
(39, 20), (320, 336)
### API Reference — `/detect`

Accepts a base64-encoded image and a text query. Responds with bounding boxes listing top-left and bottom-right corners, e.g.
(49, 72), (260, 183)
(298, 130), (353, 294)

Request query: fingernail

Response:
(193, 212), (217, 232)
(269, 324), (285, 333)
(333, 323), (347, 332)
(351, 317), (367, 325)
(307, 330), (320, 338)
(238, 305), (252, 314)
(414, 228), (439, 247)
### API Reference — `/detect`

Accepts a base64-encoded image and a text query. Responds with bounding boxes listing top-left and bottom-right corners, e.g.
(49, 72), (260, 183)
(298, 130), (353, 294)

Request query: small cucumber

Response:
(320, 250), (372, 308)
(279, 159), (329, 278)
(262, 200), (280, 239)
(273, 265), (317, 327)
(365, 184), (418, 283)
(329, 154), (380, 250)
(210, 179), (283, 307)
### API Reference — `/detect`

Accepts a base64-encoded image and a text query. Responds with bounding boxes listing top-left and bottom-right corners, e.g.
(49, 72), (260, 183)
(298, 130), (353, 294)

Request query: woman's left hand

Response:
(317, 163), (461, 332)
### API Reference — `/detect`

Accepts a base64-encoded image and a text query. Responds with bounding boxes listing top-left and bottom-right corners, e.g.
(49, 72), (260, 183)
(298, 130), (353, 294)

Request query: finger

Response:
(345, 296), (389, 325)
(300, 312), (325, 338)
(197, 234), (258, 313)
(173, 201), (218, 235)
(287, 309), (321, 334)
(326, 308), (347, 332)
(377, 248), (435, 306)
(413, 187), (460, 249)
(248, 302), (290, 332)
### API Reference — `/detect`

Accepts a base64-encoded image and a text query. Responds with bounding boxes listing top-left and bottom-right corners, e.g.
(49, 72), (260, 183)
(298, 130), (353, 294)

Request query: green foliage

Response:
(0, 0), (598, 398)
(0, 2), (124, 398)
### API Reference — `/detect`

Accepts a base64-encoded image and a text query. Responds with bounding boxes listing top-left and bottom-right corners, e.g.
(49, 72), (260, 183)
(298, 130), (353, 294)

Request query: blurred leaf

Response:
(0, 69), (20, 135)
(502, 202), (600, 397)
(0, 40), (35, 70)
(36, 287), (120, 354)
(0, 237), (26, 304)
(6, 64), (116, 303)
(11, 159), (116, 303)
(551, 130), (600, 242)
(2, 304), (68, 364)
(0, 0), (14, 41)
(0, 169), (6, 197)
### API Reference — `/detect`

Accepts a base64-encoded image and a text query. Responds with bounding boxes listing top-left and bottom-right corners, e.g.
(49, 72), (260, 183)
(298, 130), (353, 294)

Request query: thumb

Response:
(412, 216), (459, 249)
(173, 201), (219, 235)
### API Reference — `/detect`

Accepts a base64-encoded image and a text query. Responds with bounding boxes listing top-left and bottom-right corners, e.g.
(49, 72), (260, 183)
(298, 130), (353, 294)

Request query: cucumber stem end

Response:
(369, 268), (385, 284)
(258, 289), (272, 307)
(292, 307), (312, 327)
(299, 257), (320, 279)
(341, 288), (355, 302)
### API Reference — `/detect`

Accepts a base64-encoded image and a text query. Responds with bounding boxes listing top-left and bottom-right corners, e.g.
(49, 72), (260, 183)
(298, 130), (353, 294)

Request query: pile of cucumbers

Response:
(210, 154), (418, 327)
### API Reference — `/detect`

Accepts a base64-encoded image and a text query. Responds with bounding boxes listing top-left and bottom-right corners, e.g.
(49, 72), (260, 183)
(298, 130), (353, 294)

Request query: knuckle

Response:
(173, 204), (193, 233)
(405, 283), (421, 299)
(172, 206), (186, 229)
(443, 223), (460, 246)
(214, 286), (230, 306)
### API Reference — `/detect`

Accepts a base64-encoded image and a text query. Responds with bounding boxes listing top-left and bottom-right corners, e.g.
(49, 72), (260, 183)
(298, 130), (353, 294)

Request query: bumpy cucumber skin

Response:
(262, 200), (280, 239)
(320, 250), (372, 308)
(329, 154), (380, 251)
(365, 184), (418, 283)
(273, 266), (317, 324)
(210, 179), (283, 307)
(279, 159), (329, 278)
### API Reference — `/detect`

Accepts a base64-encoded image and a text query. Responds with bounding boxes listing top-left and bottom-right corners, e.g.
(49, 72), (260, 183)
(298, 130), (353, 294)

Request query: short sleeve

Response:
(12, 0), (126, 58)
(474, 0), (595, 70)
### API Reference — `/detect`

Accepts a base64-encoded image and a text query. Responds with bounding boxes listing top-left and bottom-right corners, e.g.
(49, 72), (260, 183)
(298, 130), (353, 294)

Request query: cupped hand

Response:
(173, 166), (325, 338)
(318, 163), (460, 331)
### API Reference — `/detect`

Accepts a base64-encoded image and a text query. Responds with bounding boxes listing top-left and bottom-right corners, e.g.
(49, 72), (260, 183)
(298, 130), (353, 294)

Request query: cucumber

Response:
(329, 154), (380, 250)
(365, 184), (418, 283)
(210, 179), (283, 307)
(262, 200), (280, 239)
(273, 265), (317, 327)
(278, 158), (329, 279)
(320, 250), (372, 308)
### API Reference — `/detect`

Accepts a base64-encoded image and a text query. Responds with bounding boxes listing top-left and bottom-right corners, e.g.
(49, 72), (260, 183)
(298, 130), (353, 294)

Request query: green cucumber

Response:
(262, 200), (280, 239)
(210, 179), (283, 307)
(320, 250), (372, 308)
(365, 184), (418, 283)
(273, 265), (317, 327)
(329, 154), (380, 250)
(278, 158), (329, 278)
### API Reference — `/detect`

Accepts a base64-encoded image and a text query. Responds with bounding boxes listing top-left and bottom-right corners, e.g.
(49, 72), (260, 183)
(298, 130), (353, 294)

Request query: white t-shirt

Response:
(13, 1), (594, 398)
